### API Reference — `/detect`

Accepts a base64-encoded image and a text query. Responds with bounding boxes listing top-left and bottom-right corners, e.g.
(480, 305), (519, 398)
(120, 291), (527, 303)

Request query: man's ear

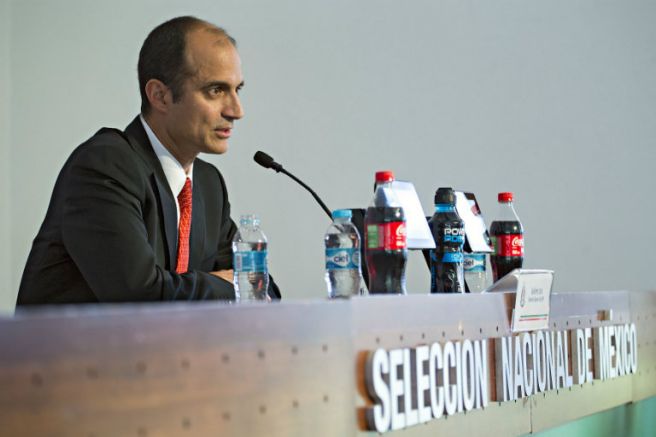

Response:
(144, 79), (172, 113)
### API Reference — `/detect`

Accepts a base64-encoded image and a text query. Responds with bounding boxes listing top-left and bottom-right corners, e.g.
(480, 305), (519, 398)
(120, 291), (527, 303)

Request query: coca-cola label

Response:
(366, 222), (407, 250)
(492, 234), (524, 257)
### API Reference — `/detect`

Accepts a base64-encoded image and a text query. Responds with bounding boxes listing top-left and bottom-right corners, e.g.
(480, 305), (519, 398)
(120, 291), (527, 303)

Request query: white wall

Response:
(0, 0), (12, 313)
(3, 0), (656, 312)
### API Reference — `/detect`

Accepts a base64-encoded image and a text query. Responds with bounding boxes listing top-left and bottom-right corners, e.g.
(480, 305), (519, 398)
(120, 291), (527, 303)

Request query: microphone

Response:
(253, 151), (332, 219)
(253, 151), (283, 172)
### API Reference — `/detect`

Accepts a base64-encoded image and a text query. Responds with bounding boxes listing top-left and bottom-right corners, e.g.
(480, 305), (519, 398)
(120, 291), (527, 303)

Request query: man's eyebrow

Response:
(201, 81), (245, 89)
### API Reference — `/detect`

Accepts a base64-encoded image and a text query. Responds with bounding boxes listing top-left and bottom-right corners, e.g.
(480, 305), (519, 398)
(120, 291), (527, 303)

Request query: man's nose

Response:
(223, 93), (244, 121)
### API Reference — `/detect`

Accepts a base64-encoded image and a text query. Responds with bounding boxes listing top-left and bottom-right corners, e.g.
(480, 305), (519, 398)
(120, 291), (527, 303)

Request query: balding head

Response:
(137, 16), (236, 115)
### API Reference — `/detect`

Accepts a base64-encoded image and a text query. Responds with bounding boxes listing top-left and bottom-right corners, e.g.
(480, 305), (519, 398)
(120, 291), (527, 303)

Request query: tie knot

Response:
(178, 178), (192, 206)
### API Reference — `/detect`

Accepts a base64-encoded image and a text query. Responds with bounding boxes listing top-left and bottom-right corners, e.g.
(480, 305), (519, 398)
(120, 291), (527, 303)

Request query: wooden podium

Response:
(1, 290), (655, 436)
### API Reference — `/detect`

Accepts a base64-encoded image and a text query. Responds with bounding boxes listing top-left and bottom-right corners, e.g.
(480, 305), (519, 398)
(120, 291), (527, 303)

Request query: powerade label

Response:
(435, 204), (455, 213)
(442, 252), (464, 263)
(366, 222), (407, 250)
(234, 250), (268, 273)
(325, 248), (360, 270)
(492, 234), (524, 257)
(435, 226), (465, 264)
(442, 227), (465, 243)
(464, 253), (486, 272)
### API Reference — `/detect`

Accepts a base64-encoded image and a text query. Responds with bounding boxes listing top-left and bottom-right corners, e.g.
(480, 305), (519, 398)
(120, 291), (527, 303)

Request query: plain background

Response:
(1, 0), (655, 313)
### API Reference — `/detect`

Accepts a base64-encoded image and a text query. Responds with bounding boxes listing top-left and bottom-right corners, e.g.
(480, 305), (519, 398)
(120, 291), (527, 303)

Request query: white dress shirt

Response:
(140, 115), (193, 225)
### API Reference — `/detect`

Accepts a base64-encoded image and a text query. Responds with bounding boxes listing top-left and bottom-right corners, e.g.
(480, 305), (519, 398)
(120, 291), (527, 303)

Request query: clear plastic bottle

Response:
(325, 209), (363, 298)
(464, 253), (487, 292)
(364, 170), (407, 294)
(232, 214), (270, 301)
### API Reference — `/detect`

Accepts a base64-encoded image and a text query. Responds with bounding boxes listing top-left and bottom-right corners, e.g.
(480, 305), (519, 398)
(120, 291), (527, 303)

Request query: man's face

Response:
(166, 29), (244, 157)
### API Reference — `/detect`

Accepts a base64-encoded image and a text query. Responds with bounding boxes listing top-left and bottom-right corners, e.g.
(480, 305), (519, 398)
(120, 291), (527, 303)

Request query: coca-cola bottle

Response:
(364, 171), (407, 294)
(490, 192), (524, 281)
(429, 187), (465, 293)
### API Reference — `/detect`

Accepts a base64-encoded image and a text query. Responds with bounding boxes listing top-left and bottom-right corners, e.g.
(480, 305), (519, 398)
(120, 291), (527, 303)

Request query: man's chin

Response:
(204, 141), (229, 155)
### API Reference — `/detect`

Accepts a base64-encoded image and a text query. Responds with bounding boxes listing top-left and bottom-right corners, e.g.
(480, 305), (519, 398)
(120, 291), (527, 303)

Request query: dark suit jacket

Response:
(17, 117), (279, 304)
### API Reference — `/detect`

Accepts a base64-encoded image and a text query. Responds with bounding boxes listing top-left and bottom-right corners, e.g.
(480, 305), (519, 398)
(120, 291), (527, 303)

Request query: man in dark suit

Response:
(17, 16), (279, 304)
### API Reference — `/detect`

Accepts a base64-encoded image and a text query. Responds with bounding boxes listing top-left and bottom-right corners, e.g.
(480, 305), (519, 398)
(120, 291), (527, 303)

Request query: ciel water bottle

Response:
(325, 209), (363, 298)
(464, 253), (487, 292)
(232, 214), (270, 301)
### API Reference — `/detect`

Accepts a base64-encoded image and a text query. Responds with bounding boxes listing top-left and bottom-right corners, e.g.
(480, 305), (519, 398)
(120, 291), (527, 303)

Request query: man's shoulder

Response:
(67, 126), (142, 167)
(76, 127), (133, 153)
(88, 127), (131, 145)
(57, 125), (153, 191)
(194, 157), (227, 182)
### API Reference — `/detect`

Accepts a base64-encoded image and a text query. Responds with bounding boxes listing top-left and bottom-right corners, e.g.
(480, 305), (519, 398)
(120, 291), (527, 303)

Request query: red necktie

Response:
(175, 178), (192, 274)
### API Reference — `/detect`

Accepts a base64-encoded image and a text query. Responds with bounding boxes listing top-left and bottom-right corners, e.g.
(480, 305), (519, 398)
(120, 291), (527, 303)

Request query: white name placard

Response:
(511, 270), (554, 332)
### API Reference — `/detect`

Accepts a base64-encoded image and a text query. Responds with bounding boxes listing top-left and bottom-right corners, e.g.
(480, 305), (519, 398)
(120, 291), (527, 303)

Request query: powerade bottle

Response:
(364, 171), (407, 294)
(429, 187), (465, 293)
(490, 192), (524, 282)
(324, 209), (363, 298)
(232, 214), (270, 301)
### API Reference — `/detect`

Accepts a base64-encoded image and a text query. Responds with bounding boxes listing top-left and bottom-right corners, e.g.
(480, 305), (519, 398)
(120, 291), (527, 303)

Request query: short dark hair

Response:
(137, 16), (236, 114)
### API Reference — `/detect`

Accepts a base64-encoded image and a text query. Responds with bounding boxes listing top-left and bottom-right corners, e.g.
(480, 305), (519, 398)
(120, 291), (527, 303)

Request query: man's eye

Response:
(209, 87), (224, 96)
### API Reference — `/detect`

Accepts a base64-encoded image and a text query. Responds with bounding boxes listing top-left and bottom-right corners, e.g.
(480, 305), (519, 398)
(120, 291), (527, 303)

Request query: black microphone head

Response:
(254, 151), (282, 172)
(253, 151), (273, 168)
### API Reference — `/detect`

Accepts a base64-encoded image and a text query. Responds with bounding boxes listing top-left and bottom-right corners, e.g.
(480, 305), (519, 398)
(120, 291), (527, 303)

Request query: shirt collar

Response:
(140, 115), (193, 197)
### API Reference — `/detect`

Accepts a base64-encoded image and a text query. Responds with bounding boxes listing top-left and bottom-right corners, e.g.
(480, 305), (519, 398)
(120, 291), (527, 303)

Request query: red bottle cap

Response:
(498, 192), (514, 202)
(375, 171), (395, 183)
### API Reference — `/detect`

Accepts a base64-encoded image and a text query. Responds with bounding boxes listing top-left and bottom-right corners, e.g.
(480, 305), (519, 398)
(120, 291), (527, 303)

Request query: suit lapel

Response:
(124, 117), (178, 269)
(189, 169), (206, 269)
(155, 176), (179, 269)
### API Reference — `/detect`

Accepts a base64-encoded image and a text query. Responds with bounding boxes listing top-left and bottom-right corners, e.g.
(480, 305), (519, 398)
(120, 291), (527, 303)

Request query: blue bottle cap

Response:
(239, 214), (260, 226)
(332, 209), (352, 219)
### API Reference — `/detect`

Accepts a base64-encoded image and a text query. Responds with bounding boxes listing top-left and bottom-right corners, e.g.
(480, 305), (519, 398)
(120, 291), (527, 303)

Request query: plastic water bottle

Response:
(232, 214), (270, 301)
(464, 253), (487, 292)
(325, 209), (363, 298)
